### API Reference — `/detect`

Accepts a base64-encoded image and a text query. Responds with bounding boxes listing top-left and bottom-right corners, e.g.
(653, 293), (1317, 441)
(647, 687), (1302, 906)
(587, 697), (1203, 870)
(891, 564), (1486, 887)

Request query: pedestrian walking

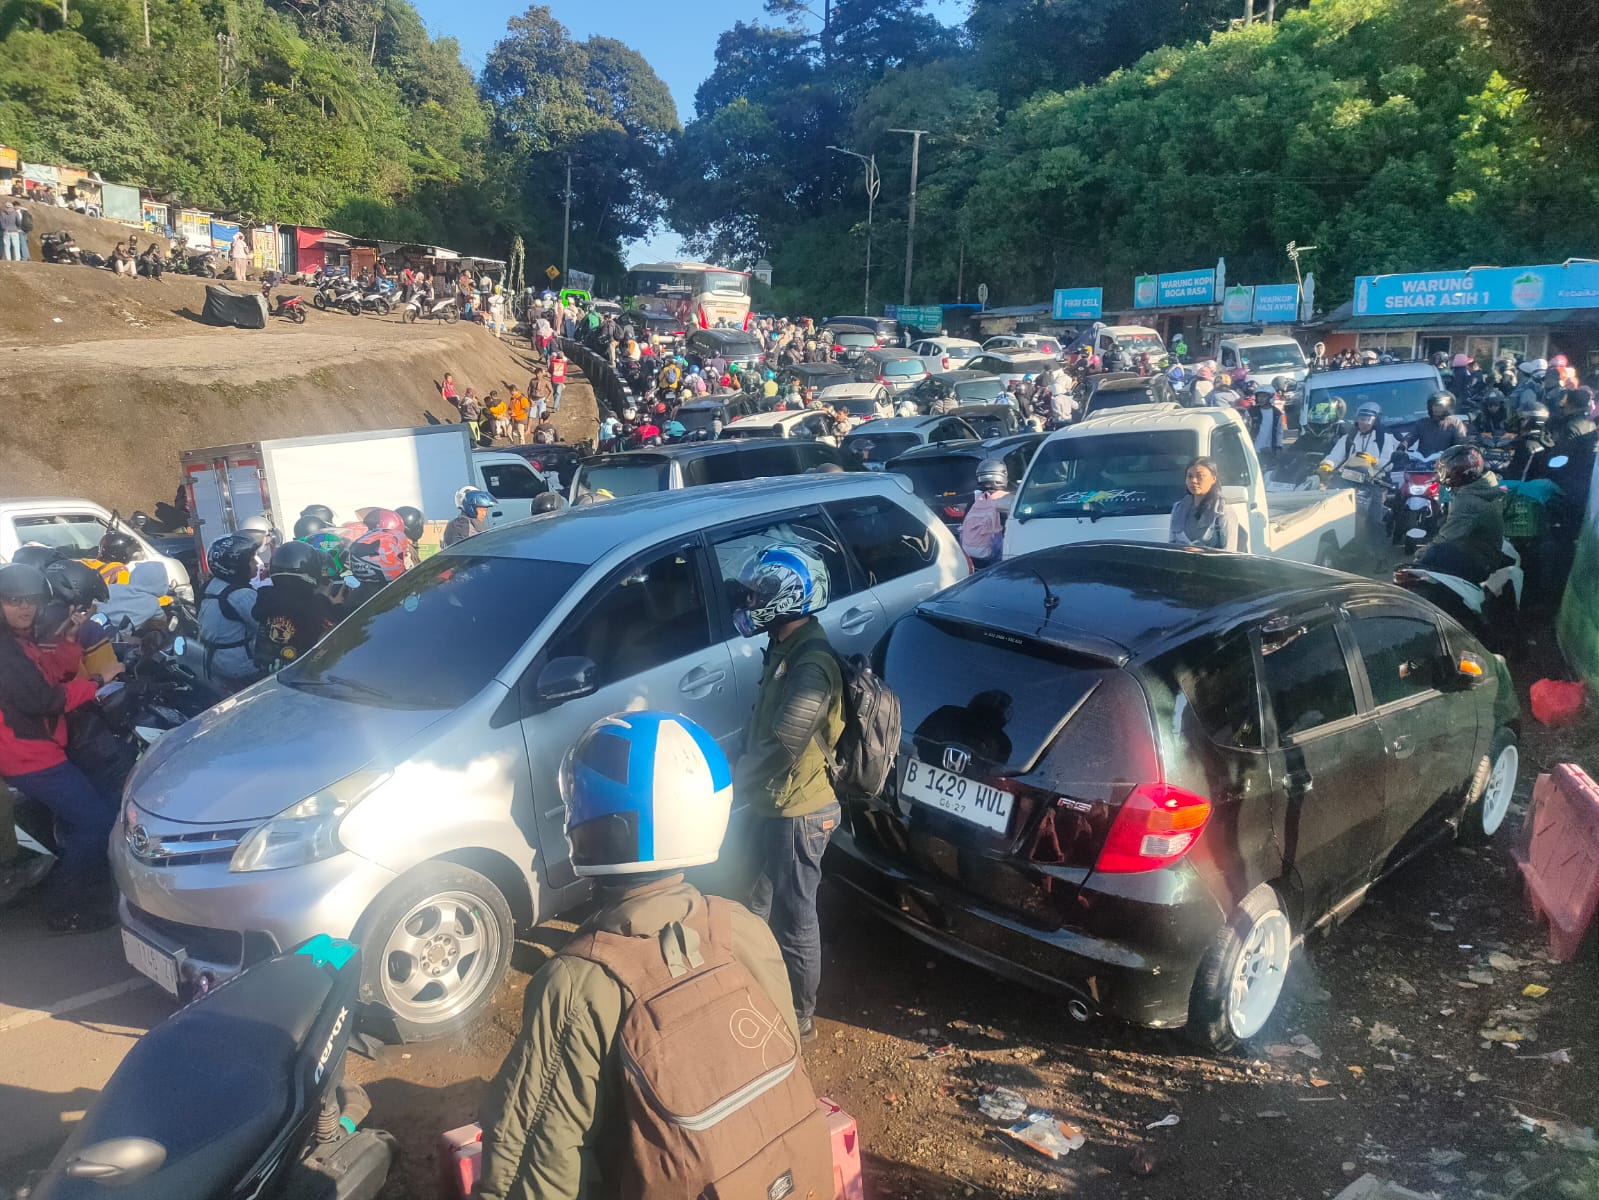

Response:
(549, 351), (567, 412)
(1, 201), (24, 261)
(229, 231), (249, 281)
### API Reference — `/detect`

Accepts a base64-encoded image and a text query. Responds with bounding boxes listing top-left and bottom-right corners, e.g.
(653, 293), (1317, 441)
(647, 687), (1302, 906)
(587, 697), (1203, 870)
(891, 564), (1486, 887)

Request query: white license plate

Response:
(122, 928), (180, 996)
(902, 758), (1013, 833)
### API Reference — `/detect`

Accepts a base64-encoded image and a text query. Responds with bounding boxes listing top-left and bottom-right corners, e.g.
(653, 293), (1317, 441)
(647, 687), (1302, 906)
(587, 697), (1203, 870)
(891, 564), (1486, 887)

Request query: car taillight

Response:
(1094, 783), (1212, 873)
(1426, 479), (1440, 499)
(834, 345), (846, 353)
(877, 375), (889, 384)
(943, 503), (970, 519)
(941, 357), (951, 370)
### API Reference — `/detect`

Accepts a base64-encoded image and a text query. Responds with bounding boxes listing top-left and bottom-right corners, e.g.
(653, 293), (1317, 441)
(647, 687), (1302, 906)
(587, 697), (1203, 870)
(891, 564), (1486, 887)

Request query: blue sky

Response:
(406, 0), (971, 261)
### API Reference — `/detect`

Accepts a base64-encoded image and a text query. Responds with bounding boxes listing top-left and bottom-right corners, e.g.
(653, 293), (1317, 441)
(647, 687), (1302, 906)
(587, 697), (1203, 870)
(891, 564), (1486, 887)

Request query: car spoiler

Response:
(916, 598), (1132, 667)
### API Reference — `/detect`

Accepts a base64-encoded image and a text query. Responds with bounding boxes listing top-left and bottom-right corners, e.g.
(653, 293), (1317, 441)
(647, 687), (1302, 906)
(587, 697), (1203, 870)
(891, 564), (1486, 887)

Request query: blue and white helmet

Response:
(561, 712), (733, 876)
(733, 543), (830, 637)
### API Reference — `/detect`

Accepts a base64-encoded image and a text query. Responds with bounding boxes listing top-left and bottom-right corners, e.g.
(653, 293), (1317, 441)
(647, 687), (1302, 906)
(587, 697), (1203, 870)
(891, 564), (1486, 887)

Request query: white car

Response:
(964, 350), (1058, 389)
(817, 382), (894, 421)
(909, 336), (982, 374)
(0, 498), (194, 600)
(719, 410), (840, 443)
(982, 333), (1064, 357)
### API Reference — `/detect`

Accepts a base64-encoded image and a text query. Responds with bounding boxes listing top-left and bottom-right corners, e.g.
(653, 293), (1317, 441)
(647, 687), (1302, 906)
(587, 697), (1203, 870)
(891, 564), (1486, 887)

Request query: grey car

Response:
(113, 475), (968, 1041)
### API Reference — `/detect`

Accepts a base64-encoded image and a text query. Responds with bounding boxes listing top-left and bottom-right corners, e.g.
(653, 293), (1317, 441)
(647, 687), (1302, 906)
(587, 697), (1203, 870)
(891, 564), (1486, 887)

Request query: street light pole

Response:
(888, 128), (928, 305)
(828, 145), (879, 314)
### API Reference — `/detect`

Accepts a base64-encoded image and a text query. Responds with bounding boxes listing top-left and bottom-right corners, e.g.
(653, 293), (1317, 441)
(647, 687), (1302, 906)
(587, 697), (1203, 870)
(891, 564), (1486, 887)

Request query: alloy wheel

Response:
(379, 890), (502, 1026)
(1227, 909), (1291, 1040)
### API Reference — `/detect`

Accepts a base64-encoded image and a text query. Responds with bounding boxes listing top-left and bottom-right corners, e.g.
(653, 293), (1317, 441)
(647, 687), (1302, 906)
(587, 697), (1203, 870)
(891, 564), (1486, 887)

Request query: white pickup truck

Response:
(0, 498), (194, 599)
(1003, 404), (1357, 564)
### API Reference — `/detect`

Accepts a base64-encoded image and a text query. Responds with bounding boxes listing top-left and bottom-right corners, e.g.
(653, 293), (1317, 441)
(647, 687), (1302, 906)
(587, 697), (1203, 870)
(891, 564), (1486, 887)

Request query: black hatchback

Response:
(887, 434), (1043, 526)
(828, 543), (1520, 1050)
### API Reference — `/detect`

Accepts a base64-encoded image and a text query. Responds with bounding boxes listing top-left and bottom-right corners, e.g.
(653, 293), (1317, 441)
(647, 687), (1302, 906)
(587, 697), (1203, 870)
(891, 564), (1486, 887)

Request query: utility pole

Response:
(888, 128), (928, 306)
(828, 145), (879, 313)
(142, 0), (150, 47)
(560, 154), (572, 284)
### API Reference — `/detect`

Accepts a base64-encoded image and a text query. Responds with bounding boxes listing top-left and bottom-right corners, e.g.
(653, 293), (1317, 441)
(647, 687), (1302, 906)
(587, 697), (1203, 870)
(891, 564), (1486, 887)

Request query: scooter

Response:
(400, 293), (460, 324)
(1392, 450), (1445, 552)
(26, 936), (395, 1200)
(264, 283), (308, 324)
(356, 280), (395, 317)
(1394, 541), (1523, 658)
(313, 276), (356, 312)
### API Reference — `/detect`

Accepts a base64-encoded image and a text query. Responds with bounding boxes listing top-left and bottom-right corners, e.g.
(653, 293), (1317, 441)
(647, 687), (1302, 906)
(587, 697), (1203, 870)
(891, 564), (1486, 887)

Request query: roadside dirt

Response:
(0, 255), (598, 513)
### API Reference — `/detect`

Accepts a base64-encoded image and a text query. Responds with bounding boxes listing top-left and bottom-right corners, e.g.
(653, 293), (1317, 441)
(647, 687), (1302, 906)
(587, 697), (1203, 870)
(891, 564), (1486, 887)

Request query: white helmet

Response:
(1522, 358), (1547, 377)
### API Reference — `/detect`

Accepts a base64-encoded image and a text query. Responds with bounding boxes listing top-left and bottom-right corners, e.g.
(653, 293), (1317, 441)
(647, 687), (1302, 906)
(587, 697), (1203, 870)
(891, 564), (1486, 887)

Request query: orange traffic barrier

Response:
(1516, 764), (1599, 961)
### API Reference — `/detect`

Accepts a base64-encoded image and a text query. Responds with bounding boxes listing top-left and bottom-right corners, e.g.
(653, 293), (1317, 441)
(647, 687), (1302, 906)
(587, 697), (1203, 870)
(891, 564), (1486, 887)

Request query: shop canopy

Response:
(1321, 300), (1599, 330)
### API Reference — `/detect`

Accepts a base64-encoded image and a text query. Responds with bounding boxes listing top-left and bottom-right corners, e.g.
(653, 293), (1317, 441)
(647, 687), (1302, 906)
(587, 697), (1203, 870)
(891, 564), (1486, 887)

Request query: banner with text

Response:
(886, 304), (944, 329)
(1052, 288), (1103, 320)
(1252, 284), (1300, 322)
(1135, 269), (1216, 308)
(1354, 262), (1599, 315)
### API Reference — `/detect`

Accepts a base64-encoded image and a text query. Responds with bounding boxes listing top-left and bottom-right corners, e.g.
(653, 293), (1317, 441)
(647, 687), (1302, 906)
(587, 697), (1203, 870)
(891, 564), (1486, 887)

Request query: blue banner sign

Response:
(1157, 268), (1216, 307)
(1354, 262), (1599, 315)
(1052, 288), (1103, 320)
(1252, 284), (1300, 322)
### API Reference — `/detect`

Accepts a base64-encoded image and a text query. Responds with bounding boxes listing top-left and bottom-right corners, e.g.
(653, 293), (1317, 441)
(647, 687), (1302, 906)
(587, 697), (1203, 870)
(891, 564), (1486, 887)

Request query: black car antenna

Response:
(1029, 568), (1060, 626)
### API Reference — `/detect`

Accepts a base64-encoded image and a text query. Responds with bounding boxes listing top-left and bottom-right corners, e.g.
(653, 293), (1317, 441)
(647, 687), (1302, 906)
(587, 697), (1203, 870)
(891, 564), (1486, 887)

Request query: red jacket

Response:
(0, 632), (97, 777)
(550, 359), (567, 384)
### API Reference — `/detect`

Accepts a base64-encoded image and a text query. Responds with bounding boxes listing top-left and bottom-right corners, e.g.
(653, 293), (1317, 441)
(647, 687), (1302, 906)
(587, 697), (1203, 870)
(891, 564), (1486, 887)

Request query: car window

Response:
(12, 513), (106, 555)
(739, 443), (805, 479)
(544, 544), (712, 687)
(575, 461), (670, 499)
(1168, 633), (1262, 749)
(1259, 620), (1358, 740)
(711, 510), (856, 619)
(1221, 348), (1236, 367)
(802, 415), (832, 440)
(825, 496), (939, 586)
(1210, 426), (1253, 488)
(480, 461), (547, 500)
(1003, 446), (1034, 483)
(934, 421), (967, 441)
(1350, 612), (1444, 707)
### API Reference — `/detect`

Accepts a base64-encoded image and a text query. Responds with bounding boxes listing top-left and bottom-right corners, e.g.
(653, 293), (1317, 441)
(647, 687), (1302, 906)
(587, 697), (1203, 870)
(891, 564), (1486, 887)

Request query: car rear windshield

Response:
(955, 380), (1006, 402)
(711, 335), (762, 355)
(829, 395), (883, 415)
(1306, 375), (1437, 424)
(678, 408), (722, 434)
(878, 359), (925, 377)
(1092, 383), (1153, 409)
(281, 555), (585, 709)
(943, 345), (979, 361)
(832, 333), (877, 348)
(718, 424), (778, 440)
(1015, 430), (1198, 519)
(896, 457), (979, 503)
(574, 461), (671, 499)
(1240, 342), (1306, 372)
(848, 432), (921, 463)
(963, 413), (1011, 438)
(884, 615), (1158, 791)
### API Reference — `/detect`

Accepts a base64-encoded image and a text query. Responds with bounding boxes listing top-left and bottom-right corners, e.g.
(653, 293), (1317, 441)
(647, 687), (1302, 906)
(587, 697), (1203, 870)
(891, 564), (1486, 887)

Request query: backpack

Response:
(799, 645), (902, 806)
(562, 893), (833, 1200)
(17, 207), (32, 233)
(959, 494), (1006, 562)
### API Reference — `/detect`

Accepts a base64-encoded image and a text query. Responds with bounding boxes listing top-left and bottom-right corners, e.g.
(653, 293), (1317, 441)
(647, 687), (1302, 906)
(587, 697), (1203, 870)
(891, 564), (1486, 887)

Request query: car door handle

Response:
(491, 510), (504, 518)
(678, 667), (726, 694)
(1389, 734), (1415, 759)
(1280, 768), (1313, 793)
(839, 607), (876, 634)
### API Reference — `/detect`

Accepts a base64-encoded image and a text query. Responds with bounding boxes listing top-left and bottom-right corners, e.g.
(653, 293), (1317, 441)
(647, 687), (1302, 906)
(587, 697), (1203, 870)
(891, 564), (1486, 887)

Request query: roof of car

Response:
(1221, 334), (1302, 347)
(890, 433), (1043, 462)
(976, 350), (1057, 365)
(916, 542), (1373, 666)
(726, 410), (812, 427)
(955, 404), (1018, 417)
(1050, 403), (1233, 439)
(452, 473), (909, 567)
(926, 337), (980, 348)
(677, 398), (747, 412)
(929, 370), (988, 383)
(783, 362), (852, 374)
(1305, 363), (1443, 387)
(827, 315), (894, 326)
(697, 329), (761, 343)
(863, 348), (922, 360)
(842, 415), (953, 436)
(824, 325), (880, 337)
(818, 382), (887, 398)
(1090, 375), (1155, 393)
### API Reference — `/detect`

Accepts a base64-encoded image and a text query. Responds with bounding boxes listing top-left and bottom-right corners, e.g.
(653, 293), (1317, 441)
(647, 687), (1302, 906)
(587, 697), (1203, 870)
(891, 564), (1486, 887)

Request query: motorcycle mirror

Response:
(1547, 454), (1570, 469)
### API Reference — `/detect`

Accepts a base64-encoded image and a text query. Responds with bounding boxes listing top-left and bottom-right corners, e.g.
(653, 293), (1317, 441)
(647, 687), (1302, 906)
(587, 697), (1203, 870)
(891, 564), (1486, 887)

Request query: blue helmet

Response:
(733, 542), (829, 637)
(561, 712), (733, 876)
(460, 488), (493, 516)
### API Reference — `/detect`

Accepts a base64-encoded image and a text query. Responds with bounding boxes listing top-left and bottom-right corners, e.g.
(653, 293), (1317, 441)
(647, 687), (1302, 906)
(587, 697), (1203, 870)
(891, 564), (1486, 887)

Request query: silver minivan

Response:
(114, 475), (967, 1040)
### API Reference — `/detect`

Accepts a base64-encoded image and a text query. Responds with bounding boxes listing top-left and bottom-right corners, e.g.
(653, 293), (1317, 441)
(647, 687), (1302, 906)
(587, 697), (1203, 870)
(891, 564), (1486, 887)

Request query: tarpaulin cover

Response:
(210, 219), (241, 253)
(201, 284), (267, 330)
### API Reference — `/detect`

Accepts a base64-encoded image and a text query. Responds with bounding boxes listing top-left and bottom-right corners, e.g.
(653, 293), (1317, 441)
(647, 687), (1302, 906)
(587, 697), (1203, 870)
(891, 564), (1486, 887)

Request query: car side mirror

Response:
(536, 656), (598, 705)
(1220, 484), (1250, 506)
(1440, 652), (1488, 690)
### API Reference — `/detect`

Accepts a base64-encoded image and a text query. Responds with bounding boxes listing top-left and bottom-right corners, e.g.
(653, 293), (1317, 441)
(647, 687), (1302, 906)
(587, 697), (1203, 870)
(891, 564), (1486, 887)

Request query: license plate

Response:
(122, 928), (180, 996)
(901, 758), (1012, 833)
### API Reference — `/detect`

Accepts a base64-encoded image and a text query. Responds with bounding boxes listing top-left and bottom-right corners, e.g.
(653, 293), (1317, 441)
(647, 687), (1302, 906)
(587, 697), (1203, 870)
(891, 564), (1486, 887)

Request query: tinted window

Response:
(1350, 613), (1443, 707)
(545, 545), (711, 686)
(1016, 430), (1199, 519)
(283, 555), (585, 708)
(826, 496), (938, 585)
(896, 457), (978, 507)
(693, 452), (749, 486)
(847, 432), (922, 464)
(1240, 342), (1306, 372)
(1210, 426), (1253, 488)
(1169, 634), (1262, 749)
(575, 462), (671, 499)
(739, 443), (804, 479)
(678, 407), (723, 435)
(711, 511), (855, 616)
(795, 442), (844, 471)
(481, 461), (548, 499)
(1305, 374), (1438, 424)
(879, 359), (924, 377)
(1259, 621), (1358, 739)
(955, 379), (1006, 403)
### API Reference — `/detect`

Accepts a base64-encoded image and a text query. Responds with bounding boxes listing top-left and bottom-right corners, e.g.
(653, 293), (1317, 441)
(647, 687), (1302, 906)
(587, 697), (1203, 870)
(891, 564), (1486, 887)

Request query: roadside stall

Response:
(142, 199), (172, 239)
(0, 145), (18, 192)
(249, 224), (279, 274)
(176, 209), (213, 252)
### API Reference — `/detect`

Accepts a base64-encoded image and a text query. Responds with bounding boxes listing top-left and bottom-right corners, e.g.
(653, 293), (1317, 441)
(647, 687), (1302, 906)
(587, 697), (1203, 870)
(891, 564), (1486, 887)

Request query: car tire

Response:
(1187, 884), (1292, 1053)
(1460, 727), (1518, 845)
(354, 862), (513, 1044)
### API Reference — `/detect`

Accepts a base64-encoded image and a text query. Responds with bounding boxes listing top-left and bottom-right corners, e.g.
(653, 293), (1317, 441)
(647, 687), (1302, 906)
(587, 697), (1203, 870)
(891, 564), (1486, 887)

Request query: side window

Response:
(1350, 612), (1444, 707)
(1210, 426), (1253, 488)
(1170, 633), (1262, 749)
(711, 511), (856, 621)
(803, 415), (830, 440)
(739, 443), (803, 479)
(1259, 620), (1359, 740)
(1221, 348), (1236, 367)
(825, 496), (939, 586)
(480, 461), (547, 499)
(1004, 447), (1033, 484)
(544, 545), (712, 686)
(12, 513), (106, 555)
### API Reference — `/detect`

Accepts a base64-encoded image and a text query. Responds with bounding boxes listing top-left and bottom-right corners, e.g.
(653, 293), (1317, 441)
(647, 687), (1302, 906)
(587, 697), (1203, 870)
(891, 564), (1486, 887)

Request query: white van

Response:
(1218, 334), (1309, 385)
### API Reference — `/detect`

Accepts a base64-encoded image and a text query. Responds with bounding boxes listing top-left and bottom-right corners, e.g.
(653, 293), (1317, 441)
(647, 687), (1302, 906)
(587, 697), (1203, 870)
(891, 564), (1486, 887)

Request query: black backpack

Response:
(17, 207), (32, 233)
(804, 646), (901, 806)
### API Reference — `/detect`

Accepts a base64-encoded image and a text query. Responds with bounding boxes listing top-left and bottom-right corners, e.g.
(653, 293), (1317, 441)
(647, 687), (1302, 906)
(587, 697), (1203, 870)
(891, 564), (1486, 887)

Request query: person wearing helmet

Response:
(347, 519), (409, 585)
(252, 542), (337, 673)
(1415, 445), (1504, 582)
(394, 505), (426, 568)
(1361, 349), (1380, 366)
(960, 459), (1012, 569)
(530, 491), (567, 516)
(1251, 384), (1287, 459)
(1319, 400), (1395, 474)
(1474, 388), (1514, 437)
(1170, 456), (1241, 550)
(82, 529), (141, 587)
(1409, 390), (1469, 457)
(302, 530), (350, 581)
(0, 561), (125, 932)
(1508, 400), (1555, 479)
(443, 488), (493, 548)
(235, 513), (278, 582)
(1511, 358), (1547, 412)
(293, 513), (329, 540)
(478, 711), (821, 1200)
(10, 545), (63, 571)
(197, 533), (263, 693)
(730, 544), (843, 1042)
(300, 503), (335, 525)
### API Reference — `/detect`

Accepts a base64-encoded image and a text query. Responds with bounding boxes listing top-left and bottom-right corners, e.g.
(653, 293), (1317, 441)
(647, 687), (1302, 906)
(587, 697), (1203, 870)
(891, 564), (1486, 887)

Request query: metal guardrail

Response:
(557, 337), (628, 416)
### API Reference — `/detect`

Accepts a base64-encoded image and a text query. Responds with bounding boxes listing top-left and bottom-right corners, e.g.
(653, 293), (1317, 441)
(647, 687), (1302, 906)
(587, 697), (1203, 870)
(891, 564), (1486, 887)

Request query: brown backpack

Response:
(563, 893), (833, 1200)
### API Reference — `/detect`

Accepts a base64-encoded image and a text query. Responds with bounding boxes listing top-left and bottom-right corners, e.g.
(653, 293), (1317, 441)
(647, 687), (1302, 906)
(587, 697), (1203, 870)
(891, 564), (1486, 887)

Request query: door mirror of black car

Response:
(1437, 652), (1488, 690)
(536, 656), (599, 705)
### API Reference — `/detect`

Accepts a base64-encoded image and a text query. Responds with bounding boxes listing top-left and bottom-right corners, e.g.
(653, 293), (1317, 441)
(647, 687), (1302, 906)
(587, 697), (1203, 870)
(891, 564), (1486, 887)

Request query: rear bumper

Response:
(826, 830), (1210, 1028)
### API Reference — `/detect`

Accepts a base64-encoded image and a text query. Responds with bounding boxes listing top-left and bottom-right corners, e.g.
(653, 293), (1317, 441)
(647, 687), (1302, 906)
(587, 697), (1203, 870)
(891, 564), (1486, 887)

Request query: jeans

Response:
(5, 761), (116, 914)
(749, 802), (840, 1022)
(1, 230), (21, 260)
(552, 382), (565, 411)
(17, 228), (28, 260)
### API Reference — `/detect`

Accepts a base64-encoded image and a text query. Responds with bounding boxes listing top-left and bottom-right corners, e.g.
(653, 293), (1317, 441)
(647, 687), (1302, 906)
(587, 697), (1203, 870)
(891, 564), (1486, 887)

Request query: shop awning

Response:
(1320, 300), (1599, 330)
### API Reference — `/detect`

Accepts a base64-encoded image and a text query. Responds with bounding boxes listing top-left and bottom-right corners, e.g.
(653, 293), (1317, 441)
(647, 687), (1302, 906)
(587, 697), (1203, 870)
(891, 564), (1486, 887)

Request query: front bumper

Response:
(826, 830), (1211, 1028)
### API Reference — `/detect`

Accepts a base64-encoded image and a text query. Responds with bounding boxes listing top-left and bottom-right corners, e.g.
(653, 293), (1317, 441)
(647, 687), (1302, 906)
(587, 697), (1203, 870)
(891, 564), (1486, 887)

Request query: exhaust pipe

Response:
(1067, 999), (1092, 1023)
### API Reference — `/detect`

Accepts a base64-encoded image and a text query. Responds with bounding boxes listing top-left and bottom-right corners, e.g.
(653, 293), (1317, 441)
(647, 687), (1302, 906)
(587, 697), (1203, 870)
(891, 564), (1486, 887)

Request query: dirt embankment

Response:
(0, 248), (597, 513)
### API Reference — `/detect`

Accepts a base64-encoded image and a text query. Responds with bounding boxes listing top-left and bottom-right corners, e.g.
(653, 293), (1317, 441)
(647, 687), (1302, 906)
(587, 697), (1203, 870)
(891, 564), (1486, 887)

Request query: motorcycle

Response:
(355, 280), (395, 317)
(1392, 450), (1445, 552)
(40, 231), (83, 265)
(175, 251), (220, 277)
(400, 293), (460, 324)
(312, 276), (356, 312)
(1394, 541), (1523, 658)
(27, 935), (395, 1200)
(264, 283), (308, 324)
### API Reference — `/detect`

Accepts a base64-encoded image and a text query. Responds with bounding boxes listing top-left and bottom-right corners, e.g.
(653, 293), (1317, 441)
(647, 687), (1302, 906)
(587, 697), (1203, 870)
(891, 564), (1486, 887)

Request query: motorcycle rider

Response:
(0, 562), (125, 932)
(442, 488), (493, 548)
(83, 530), (141, 587)
(1408, 390), (1470, 456)
(395, 505), (426, 568)
(197, 534), (263, 693)
(252, 542), (337, 673)
(960, 459), (1012, 570)
(1507, 401), (1556, 480)
(1415, 445), (1505, 584)
(1511, 359), (1547, 412)
(1473, 389), (1515, 438)
(347, 509), (410, 584)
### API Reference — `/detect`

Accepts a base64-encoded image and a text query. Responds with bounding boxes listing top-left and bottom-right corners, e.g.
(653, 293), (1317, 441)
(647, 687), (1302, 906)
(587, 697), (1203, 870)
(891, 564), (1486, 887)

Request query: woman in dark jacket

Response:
(1169, 456), (1241, 551)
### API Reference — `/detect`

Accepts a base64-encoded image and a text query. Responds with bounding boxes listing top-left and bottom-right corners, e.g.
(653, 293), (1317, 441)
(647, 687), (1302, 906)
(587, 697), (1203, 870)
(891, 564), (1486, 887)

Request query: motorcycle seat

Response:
(32, 954), (337, 1200)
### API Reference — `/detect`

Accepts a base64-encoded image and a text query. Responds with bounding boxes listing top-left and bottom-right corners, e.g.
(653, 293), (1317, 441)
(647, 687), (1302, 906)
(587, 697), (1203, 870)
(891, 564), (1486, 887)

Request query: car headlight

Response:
(230, 770), (389, 873)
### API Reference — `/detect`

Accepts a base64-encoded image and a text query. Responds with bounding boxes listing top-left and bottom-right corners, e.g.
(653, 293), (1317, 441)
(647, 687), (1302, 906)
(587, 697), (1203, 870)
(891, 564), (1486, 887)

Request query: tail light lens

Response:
(877, 375), (889, 384)
(941, 356), (951, 370)
(1426, 479), (1441, 499)
(1094, 784), (1212, 873)
(697, 306), (708, 328)
(834, 344), (846, 353)
(743, 311), (752, 331)
(943, 503), (970, 519)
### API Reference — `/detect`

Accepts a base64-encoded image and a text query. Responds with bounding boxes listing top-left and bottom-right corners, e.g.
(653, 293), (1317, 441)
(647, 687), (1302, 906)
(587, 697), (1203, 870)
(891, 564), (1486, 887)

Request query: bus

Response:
(627, 260), (753, 330)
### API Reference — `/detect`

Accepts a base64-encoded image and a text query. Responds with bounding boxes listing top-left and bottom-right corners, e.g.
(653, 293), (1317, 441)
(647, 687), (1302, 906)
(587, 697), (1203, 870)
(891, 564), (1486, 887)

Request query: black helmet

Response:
(293, 514), (329, 539)
(531, 492), (567, 515)
(975, 458), (1009, 491)
(45, 559), (110, 607)
(10, 545), (63, 570)
(300, 504), (335, 524)
(270, 540), (326, 585)
(394, 505), (426, 542)
(1436, 444), (1486, 489)
(1482, 390), (1506, 410)
(1271, 375), (1295, 394)
(1519, 401), (1551, 429)
(98, 530), (138, 562)
(1426, 390), (1455, 419)
(207, 534), (260, 584)
(0, 562), (49, 603)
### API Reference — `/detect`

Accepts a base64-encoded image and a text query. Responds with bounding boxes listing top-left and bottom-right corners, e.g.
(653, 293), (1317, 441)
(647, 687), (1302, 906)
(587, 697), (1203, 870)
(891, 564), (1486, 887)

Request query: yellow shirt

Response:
(509, 391), (531, 421)
(762, 380), (779, 398)
(488, 398), (509, 420)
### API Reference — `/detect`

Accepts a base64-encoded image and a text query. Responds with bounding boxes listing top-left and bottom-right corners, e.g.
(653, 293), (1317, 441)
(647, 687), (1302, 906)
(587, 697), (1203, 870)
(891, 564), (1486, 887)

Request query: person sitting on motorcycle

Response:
(1318, 401), (1395, 479)
(252, 542), (337, 675)
(80, 529), (141, 588)
(1511, 359), (1547, 412)
(1507, 401), (1555, 479)
(1554, 386), (1598, 442)
(443, 489), (493, 548)
(1415, 445), (1505, 584)
(1473, 389), (1514, 437)
(960, 459), (1012, 570)
(197, 534), (263, 694)
(1408, 390), (1470, 456)
(348, 509), (410, 584)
